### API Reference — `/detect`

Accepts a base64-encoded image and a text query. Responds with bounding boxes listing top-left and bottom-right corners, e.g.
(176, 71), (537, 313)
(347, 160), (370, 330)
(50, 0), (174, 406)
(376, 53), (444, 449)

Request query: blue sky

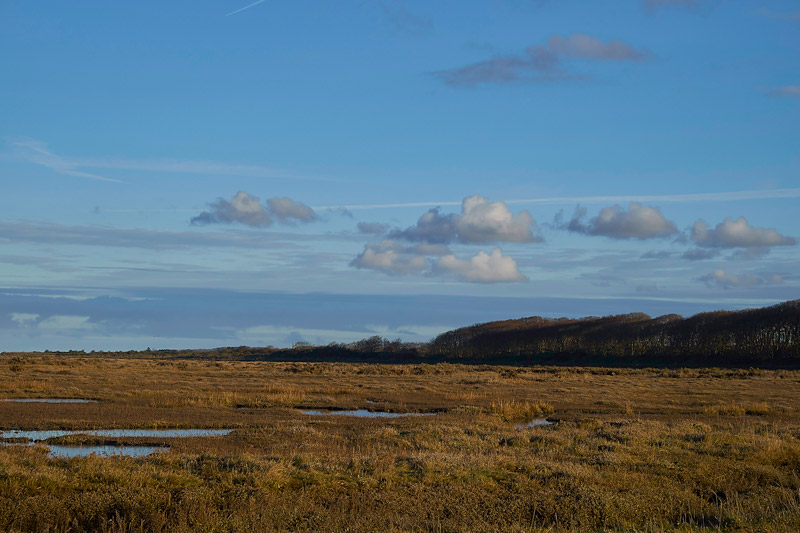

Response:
(1, 0), (798, 350)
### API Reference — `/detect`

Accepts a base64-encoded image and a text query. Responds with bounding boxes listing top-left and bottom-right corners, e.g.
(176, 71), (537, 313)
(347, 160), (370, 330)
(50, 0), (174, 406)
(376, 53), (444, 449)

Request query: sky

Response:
(0, 0), (798, 351)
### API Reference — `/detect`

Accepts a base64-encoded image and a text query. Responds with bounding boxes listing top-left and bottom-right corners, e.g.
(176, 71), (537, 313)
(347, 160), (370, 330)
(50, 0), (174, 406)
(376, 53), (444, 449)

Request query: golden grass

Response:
(1, 356), (799, 531)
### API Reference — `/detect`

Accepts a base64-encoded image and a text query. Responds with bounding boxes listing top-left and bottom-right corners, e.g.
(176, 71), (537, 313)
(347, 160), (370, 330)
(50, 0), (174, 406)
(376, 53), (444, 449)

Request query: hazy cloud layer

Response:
(192, 191), (318, 227)
(391, 195), (541, 244)
(438, 248), (527, 283)
(700, 269), (784, 289)
(0, 221), (304, 250)
(765, 86), (800, 98)
(691, 217), (796, 249)
(682, 248), (719, 261)
(435, 33), (650, 87)
(557, 202), (678, 239)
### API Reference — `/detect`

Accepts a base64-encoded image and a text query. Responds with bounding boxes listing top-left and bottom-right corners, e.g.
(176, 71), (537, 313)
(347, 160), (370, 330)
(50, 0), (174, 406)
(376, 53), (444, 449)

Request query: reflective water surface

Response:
(48, 445), (168, 458)
(301, 409), (433, 418)
(0, 428), (233, 441)
(514, 419), (553, 430)
(0, 399), (96, 403)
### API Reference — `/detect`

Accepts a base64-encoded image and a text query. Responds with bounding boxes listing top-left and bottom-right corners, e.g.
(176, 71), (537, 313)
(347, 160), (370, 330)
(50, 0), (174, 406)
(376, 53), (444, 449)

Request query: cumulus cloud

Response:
(350, 240), (524, 283)
(349, 240), (428, 276)
(266, 197), (318, 223)
(437, 248), (527, 283)
(690, 217), (796, 249)
(391, 195), (541, 244)
(700, 269), (784, 289)
(357, 221), (390, 235)
(192, 191), (318, 227)
(557, 202), (677, 240)
(435, 33), (650, 87)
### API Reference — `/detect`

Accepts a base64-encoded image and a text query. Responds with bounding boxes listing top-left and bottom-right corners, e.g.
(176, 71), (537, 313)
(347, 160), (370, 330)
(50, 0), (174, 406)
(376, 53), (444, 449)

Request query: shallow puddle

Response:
(48, 445), (168, 458)
(514, 419), (553, 430)
(301, 409), (433, 418)
(0, 399), (96, 403)
(0, 428), (233, 441)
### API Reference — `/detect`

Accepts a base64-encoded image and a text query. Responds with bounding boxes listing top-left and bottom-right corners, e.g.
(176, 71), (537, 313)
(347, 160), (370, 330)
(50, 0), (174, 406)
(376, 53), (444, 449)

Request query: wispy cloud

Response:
(644, 0), (699, 10)
(758, 9), (800, 27)
(225, 0), (266, 17)
(0, 221), (307, 250)
(5, 139), (124, 183)
(764, 86), (800, 99)
(434, 33), (651, 87)
(380, 0), (432, 35)
(71, 156), (340, 182)
(314, 188), (800, 211)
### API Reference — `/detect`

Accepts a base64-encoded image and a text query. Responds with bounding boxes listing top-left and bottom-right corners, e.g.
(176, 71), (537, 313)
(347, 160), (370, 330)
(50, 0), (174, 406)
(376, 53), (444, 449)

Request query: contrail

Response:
(313, 188), (800, 211)
(225, 0), (266, 17)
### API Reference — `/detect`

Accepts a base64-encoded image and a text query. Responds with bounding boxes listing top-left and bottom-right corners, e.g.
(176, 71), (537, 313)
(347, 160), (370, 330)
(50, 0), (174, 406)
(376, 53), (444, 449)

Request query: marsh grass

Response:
(490, 399), (554, 422)
(1, 356), (799, 531)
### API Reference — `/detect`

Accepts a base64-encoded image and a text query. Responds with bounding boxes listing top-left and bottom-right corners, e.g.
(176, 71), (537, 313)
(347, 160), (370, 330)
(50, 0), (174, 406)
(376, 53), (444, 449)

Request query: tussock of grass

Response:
(704, 401), (772, 416)
(490, 399), (554, 422)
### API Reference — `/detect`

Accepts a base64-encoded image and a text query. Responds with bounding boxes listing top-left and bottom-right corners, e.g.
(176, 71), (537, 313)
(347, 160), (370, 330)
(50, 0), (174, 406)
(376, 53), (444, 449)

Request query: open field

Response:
(1, 356), (800, 531)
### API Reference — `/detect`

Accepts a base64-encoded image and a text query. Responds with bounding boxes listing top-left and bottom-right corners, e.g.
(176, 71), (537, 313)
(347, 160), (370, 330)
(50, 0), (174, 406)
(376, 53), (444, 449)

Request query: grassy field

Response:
(1, 356), (799, 531)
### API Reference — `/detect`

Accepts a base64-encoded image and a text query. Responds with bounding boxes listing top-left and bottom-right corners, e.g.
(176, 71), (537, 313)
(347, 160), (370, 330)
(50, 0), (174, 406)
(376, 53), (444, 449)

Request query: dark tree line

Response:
(428, 299), (800, 363)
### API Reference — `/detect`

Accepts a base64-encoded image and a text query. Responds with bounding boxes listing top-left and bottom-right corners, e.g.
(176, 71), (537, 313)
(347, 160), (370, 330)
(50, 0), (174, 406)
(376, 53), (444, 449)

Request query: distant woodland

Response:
(6, 299), (799, 367)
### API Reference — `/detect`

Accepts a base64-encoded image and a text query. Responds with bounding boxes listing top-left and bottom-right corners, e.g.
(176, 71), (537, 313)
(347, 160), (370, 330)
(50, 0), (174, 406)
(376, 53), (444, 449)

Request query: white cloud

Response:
(349, 240), (428, 276)
(391, 195), (541, 244)
(38, 315), (93, 331)
(559, 202), (677, 239)
(691, 217), (796, 249)
(455, 195), (541, 243)
(437, 248), (527, 283)
(10, 313), (39, 326)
